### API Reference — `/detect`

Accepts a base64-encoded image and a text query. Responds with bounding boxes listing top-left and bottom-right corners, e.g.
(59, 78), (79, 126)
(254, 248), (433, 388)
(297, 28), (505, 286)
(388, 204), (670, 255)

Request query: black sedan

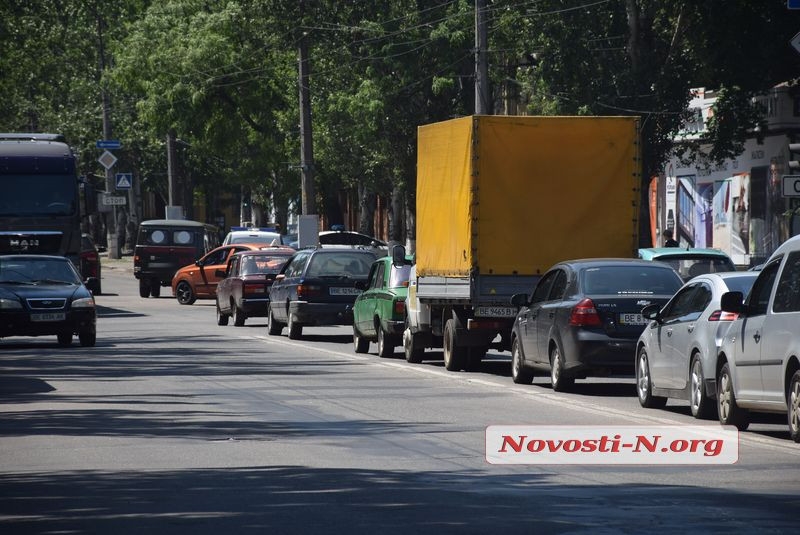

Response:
(0, 254), (97, 346)
(510, 258), (683, 391)
(267, 246), (379, 339)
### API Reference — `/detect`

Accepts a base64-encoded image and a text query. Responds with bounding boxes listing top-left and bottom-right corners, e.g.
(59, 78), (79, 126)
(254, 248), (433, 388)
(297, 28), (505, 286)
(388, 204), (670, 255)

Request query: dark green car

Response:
(352, 248), (414, 358)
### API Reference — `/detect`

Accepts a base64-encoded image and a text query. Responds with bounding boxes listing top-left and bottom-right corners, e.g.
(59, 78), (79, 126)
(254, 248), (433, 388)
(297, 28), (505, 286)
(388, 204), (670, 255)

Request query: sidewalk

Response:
(100, 252), (134, 274)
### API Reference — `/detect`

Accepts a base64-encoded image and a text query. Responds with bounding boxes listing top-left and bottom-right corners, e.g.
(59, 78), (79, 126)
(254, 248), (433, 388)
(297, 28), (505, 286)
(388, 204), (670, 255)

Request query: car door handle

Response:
(753, 332), (761, 343)
(687, 324), (695, 333)
(548, 311), (555, 318)
(666, 328), (672, 337)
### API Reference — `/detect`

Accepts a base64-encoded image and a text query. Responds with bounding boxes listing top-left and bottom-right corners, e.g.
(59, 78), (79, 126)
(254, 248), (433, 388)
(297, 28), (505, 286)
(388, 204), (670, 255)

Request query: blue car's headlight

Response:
(72, 297), (96, 309)
(0, 298), (23, 310)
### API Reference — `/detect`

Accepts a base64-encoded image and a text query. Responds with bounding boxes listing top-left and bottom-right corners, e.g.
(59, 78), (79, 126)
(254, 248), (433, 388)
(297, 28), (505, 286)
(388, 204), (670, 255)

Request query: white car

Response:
(635, 271), (758, 419)
(222, 227), (285, 247)
(716, 234), (800, 442)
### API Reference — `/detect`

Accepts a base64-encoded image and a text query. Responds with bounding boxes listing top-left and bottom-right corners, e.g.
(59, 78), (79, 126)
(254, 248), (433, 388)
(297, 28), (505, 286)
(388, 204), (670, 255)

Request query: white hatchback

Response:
(716, 234), (800, 442)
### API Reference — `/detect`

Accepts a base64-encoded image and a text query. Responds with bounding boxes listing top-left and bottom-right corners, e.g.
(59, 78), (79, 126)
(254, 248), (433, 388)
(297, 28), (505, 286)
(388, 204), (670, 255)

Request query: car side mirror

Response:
(195, 259), (203, 267)
(275, 273), (285, 281)
(641, 303), (662, 322)
(264, 273), (277, 281)
(720, 291), (745, 314)
(510, 293), (528, 307)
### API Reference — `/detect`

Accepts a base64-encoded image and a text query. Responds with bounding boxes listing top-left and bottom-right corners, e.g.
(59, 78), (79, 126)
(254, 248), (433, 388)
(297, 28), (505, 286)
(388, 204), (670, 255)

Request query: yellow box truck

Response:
(403, 115), (641, 371)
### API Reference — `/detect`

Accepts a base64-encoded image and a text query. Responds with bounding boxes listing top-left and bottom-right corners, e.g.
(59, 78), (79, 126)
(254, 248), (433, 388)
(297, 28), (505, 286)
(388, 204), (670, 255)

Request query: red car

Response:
(171, 243), (267, 305)
(216, 249), (295, 326)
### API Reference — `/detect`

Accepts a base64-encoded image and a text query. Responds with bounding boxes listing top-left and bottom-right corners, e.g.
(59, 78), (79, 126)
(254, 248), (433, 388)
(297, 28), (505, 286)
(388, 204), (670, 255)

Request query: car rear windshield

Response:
(241, 254), (290, 275)
(140, 228), (197, 247)
(229, 234), (281, 245)
(582, 266), (682, 295)
(306, 253), (374, 277)
(654, 256), (736, 279)
(723, 274), (758, 295)
(389, 264), (412, 288)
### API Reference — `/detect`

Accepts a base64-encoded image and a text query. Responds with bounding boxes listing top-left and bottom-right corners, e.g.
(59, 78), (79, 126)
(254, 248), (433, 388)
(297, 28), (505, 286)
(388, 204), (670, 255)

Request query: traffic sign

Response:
(783, 175), (800, 197)
(115, 172), (133, 190)
(96, 139), (122, 149)
(98, 150), (117, 170)
(101, 194), (127, 206)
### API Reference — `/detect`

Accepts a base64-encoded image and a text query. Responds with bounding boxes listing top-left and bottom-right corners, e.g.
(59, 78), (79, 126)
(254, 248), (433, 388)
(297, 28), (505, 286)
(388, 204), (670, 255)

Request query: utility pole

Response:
(298, 23), (316, 216)
(475, 0), (490, 115)
(97, 11), (119, 259)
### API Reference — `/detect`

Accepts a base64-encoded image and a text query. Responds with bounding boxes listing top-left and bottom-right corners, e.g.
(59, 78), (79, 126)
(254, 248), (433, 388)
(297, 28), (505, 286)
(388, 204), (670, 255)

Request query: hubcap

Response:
(719, 372), (731, 421)
(637, 353), (649, 399)
(691, 359), (702, 411)
(790, 379), (800, 434)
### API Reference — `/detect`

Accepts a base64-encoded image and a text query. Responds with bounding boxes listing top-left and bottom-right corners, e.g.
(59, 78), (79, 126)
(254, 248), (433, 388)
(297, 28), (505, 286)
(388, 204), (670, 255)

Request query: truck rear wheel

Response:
(139, 279), (150, 298)
(443, 319), (466, 371)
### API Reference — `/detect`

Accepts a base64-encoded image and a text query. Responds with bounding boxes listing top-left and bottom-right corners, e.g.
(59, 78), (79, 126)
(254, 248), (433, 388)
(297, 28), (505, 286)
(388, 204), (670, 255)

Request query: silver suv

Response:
(716, 234), (800, 442)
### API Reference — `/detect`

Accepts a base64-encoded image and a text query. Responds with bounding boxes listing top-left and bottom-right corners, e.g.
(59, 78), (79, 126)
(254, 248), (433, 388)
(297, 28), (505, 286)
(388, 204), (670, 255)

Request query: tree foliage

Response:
(2, 0), (798, 240)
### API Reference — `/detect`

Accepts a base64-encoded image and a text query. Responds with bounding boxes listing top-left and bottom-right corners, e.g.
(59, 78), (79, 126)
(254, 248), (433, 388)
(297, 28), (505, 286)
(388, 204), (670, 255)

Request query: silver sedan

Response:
(635, 271), (758, 419)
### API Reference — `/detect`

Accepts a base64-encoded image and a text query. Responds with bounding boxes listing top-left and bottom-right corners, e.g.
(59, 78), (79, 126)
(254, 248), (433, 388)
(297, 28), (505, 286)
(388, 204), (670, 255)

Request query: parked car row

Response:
(147, 229), (799, 444)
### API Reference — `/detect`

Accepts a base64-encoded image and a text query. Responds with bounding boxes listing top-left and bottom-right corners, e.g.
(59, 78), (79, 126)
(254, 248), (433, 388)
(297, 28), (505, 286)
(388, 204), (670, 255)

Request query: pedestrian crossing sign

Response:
(115, 173), (132, 190)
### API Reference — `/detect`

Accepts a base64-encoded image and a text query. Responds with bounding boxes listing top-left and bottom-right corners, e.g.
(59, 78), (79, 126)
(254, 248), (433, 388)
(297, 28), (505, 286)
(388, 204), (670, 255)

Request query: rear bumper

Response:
(561, 330), (637, 377)
(240, 297), (270, 317)
(289, 301), (353, 326)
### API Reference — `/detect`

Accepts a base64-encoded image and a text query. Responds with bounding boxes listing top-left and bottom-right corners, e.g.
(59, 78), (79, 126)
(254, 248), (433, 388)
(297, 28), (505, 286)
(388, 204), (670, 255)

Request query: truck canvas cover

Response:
(415, 115), (640, 277)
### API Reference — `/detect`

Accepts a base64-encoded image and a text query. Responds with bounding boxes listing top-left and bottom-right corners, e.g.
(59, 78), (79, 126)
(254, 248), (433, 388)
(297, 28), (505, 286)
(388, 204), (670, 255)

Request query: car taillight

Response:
(707, 309), (738, 322)
(243, 282), (266, 297)
(297, 284), (322, 299)
(81, 251), (98, 262)
(394, 300), (405, 315)
(569, 298), (602, 327)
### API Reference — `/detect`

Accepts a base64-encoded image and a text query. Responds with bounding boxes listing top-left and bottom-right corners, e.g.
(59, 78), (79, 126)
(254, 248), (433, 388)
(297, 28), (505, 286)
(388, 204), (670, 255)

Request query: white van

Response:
(716, 234), (800, 442)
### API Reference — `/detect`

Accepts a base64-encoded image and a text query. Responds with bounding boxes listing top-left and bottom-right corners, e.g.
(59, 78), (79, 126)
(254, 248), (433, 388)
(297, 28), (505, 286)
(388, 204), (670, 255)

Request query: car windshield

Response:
(388, 264), (412, 288)
(0, 257), (81, 284)
(582, 265), (682, 295)
(241, 255), (290, 275)
(306, 253), (373, 277)
(230, 234), (281, 245)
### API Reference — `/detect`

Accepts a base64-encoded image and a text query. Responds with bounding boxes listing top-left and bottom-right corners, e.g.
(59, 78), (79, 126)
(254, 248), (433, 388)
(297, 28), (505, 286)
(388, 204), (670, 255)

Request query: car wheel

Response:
(403, 324), (424, 364)
(353, 325), (370, 354)
(636, 346), (667, 408)
(511, 337), (534, 385)
(717, 361), (750, 431)
(550, 342), (574, 392)
(233, 303), (246, 327)
(175, 281), (196, 305)
(139, 279), (150, 298)
(150, 281), (161, 298)
(78, 329), (96, 347)
(267, 306), (282, 335)
(57, 332), (72, 347)
(287, 313), (302, 340)
(216, 300), (229, 326)
(690, 354), (714, 419)
(377, 325), (395, 358)
(443, 318), (465, 371)
(789, 370), (800, 443)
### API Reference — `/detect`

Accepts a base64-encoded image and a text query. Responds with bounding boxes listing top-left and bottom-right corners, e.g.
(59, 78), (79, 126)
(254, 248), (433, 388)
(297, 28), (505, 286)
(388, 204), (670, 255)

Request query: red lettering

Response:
(498, 435), (526, 453)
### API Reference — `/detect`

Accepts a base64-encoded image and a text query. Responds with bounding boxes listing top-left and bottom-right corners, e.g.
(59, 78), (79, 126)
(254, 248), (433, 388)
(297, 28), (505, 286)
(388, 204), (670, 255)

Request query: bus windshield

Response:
(0, 174), (78, 216)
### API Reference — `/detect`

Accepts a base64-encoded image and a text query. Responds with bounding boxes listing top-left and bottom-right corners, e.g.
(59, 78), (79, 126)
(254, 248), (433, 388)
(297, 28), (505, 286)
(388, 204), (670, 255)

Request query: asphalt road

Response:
(1, 256), (798, 534)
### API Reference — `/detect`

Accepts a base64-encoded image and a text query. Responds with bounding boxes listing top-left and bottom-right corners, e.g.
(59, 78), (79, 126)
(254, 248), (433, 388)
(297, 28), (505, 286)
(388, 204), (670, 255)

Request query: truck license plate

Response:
(620, 313), (646, 325)
(31, 312), (66, 322)
(475, 306), (517, 318)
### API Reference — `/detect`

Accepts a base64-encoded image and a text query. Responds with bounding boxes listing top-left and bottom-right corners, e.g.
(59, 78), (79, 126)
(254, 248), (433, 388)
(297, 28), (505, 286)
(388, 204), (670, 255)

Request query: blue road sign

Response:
(96, 139), (122, 149)
(115, 173), (133, 190)
(789, 0), (800, 9)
